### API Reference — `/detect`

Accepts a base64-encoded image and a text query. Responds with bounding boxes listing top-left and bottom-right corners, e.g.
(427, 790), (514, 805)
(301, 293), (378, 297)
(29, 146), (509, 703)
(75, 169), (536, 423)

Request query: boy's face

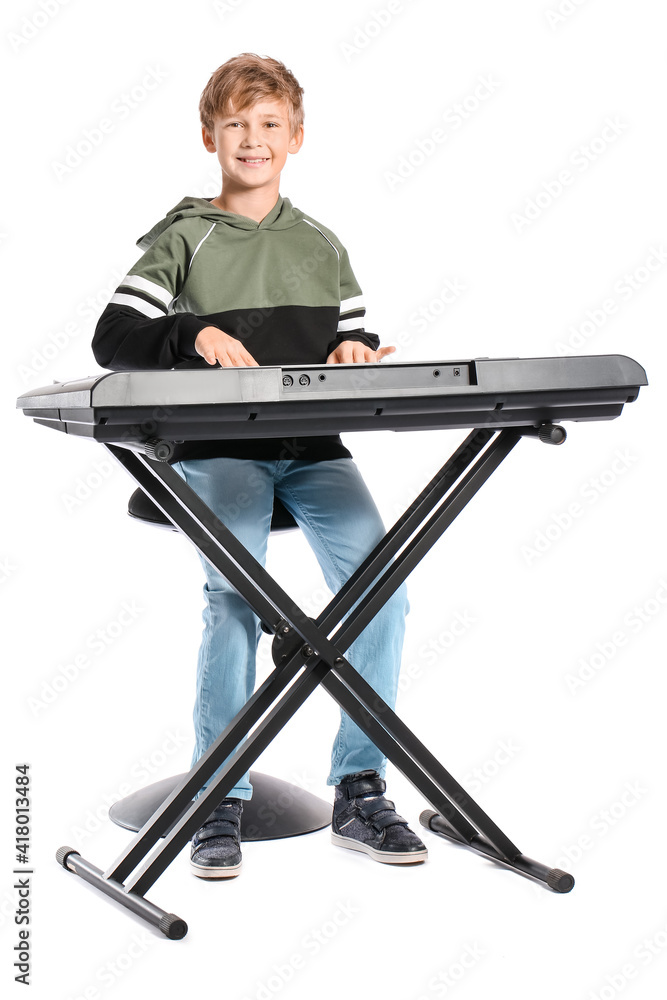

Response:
(202, 99), (303, 195)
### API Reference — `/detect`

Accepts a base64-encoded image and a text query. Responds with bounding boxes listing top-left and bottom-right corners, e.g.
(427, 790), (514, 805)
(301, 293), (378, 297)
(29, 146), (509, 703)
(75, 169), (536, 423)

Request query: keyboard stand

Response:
(56, 425), (575, 939)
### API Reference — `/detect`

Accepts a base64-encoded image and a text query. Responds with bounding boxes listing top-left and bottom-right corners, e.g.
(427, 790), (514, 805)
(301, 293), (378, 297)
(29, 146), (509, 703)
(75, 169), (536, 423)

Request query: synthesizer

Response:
(17, 355), (647, 446)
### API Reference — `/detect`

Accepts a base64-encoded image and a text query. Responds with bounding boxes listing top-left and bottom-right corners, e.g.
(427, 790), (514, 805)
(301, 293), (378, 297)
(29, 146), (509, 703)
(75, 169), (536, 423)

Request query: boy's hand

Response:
(195, 326), (259, 367)
(326, 341), (396, 365)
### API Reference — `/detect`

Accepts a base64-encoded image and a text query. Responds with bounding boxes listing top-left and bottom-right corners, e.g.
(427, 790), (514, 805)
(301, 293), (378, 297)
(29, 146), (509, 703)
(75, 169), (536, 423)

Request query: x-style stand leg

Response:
(56, 427), (574, 939)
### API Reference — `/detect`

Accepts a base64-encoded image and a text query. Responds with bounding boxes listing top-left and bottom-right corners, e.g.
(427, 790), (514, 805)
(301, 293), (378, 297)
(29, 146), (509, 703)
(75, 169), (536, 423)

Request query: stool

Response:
(108, 487), (332, 841)
(127, 487), (300, 532)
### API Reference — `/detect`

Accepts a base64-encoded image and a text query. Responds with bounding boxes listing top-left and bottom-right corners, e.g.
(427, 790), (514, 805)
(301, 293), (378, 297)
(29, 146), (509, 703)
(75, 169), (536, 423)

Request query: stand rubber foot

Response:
(56, 845), (79, 869)
(547, 868), (575, 893)
(159, 914), (188, 940)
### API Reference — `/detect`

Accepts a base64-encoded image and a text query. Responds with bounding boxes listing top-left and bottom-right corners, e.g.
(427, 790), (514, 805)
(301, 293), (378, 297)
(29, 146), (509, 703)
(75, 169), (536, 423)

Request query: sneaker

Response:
(190, 798), (243, 878)
(331, 770), (428, 864)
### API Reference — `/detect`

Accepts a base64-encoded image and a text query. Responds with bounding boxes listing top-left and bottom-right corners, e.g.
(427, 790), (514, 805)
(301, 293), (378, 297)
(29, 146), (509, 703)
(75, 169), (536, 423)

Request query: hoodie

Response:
(92, 196), (379, 462)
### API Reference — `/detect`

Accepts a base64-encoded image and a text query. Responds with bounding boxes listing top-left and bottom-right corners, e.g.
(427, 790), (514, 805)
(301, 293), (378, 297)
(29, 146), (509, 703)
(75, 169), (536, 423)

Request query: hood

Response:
(137, 195), (304, 250)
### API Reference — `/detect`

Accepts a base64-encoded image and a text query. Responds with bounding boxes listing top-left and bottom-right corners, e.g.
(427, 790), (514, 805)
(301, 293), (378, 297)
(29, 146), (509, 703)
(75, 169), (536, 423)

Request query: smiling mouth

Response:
(237, 157), (269, 164)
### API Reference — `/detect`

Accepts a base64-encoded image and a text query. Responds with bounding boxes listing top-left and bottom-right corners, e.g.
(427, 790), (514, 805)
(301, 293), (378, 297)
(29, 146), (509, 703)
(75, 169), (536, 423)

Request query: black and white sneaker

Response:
(190, 798), (243, 878)
(332, 770), (427, 864)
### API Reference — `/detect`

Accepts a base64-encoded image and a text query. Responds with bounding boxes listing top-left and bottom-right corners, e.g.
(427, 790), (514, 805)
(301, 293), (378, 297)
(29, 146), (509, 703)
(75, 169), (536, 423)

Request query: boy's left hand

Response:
(326, 341), (396, 365)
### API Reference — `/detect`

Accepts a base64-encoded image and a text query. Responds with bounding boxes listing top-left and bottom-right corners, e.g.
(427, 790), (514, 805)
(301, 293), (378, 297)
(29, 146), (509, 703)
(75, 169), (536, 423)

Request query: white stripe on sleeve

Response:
(119, 274), (173, 308)
(340, 294), (365, 316)
(110, 292), (166, 319)
(337, 315), (366, 333)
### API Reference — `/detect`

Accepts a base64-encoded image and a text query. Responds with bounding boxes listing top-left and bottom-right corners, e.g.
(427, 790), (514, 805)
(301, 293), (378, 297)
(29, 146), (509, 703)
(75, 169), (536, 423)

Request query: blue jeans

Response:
(173, 457), (408, 800)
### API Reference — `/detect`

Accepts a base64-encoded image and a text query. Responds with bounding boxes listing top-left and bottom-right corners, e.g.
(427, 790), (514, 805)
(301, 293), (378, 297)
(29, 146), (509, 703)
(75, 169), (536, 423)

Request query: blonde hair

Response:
(199, 53), (304, 137)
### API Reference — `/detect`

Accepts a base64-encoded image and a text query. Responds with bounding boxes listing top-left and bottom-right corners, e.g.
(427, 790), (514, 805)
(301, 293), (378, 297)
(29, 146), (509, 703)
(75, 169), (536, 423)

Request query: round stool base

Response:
(109, 772), (332, 841)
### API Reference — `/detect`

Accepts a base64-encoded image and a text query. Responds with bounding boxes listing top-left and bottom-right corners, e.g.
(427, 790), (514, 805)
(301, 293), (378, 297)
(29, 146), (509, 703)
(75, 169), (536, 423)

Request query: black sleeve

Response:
(92, 304), (211, 371)
(325, 329), (381, 358)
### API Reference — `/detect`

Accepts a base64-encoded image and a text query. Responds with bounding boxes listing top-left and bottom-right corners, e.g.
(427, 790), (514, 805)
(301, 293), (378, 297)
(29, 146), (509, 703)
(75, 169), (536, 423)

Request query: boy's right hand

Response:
(194, 326), (259, 367)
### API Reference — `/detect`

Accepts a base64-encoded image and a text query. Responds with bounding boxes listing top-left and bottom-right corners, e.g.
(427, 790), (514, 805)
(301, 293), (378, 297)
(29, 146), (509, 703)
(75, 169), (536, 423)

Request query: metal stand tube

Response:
(56, 848), (187, 938)
(420, 812), (574, 892)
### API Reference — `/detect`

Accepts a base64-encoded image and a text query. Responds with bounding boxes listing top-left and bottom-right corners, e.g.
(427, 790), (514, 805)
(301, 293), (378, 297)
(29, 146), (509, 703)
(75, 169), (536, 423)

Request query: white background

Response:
(2, 1), (666, 997)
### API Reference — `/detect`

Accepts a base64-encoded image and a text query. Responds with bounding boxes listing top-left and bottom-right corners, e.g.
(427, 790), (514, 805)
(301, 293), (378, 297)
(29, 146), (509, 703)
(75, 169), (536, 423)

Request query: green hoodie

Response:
(92, 195), (379, 461)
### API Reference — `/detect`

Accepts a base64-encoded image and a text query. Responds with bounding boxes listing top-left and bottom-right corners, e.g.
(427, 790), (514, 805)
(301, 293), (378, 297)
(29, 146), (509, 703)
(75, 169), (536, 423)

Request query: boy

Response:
(92, 53), (427, 878)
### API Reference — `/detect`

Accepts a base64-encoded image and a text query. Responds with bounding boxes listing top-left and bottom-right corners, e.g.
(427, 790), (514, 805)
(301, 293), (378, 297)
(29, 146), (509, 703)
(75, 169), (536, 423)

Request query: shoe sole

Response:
(331, 832), (427, 864)
(190, 859), (242, 879)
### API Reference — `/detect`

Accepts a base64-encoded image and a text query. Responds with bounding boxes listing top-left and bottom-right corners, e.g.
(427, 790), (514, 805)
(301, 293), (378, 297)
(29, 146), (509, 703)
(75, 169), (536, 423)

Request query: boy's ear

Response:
(288, 124), (304, 155)
(202, 125), (216, 153)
